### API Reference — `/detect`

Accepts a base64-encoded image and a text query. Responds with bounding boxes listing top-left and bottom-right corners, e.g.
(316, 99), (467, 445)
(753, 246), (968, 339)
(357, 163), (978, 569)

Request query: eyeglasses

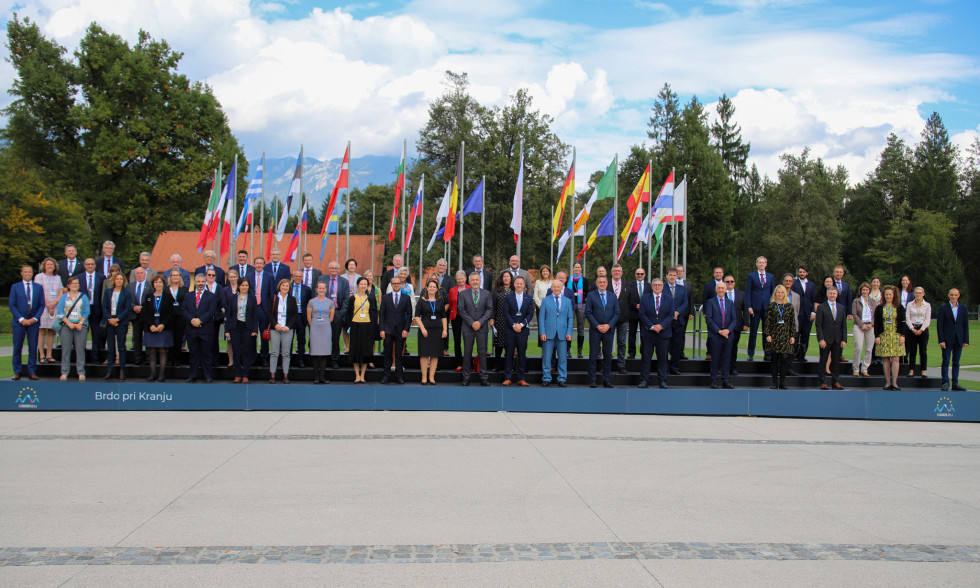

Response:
(635, 273), (645, 277)
(206, 273), (216, 277)
(724, 280), (735, 283)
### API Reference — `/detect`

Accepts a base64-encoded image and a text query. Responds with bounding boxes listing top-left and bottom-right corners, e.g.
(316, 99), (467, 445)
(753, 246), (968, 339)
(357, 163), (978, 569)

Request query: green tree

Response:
(647, 83), (680, 158)
(710, 93), (750, 189)
(954, 138), (980, 302)
(910, 112), (959, 215)
(868, 209), (965, 298)
(3, 16), (245, 263)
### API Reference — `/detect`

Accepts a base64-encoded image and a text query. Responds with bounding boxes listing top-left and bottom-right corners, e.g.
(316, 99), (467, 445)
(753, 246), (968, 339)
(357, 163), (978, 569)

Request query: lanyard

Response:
(429, 300), (437, 315)
(317, 297), (328, 316)
(776, 303), (785, 321)
(154, 295), (162, 313)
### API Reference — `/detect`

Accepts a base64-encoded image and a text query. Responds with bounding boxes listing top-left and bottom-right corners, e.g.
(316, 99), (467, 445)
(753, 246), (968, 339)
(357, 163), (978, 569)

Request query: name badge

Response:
(516, 312), (522, 317)
(360, 313), (367, 318)
(777, 320), (784, 324)
(430, 315), (437, 320)
(154, 312), (161, 318)
(885, 320), (893, 325)
(317, 316), (324, 322)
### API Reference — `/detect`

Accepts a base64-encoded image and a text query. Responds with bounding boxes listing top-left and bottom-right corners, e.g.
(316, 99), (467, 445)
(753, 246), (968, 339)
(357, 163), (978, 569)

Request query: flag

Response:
(319, 144), (350, 262)
(275, 150), (302, 241)
(652, 170), (675, 215)
(285, 198), (306, 262)
(617, 164), (651, 261)
(572, 188), (597, 234)
(510, 145), (523, 243)
(432, 180), (484, 241)
(553, 158), (574, 241)
(427, 180), (453, 252)
(556, 221), (585, 263)
(218, 160), (238, 259)
(236, 161), (263, 241)
(196, 170), (221, 253)
(576, 207), (616, 260)
(671, 177), (687, 224)
(571, 156), (616, 235)
(387, 149), (405, 242)
(326, 214), (339, 234)
(404, 177), (424, 253)
(443, 150), (463, 242)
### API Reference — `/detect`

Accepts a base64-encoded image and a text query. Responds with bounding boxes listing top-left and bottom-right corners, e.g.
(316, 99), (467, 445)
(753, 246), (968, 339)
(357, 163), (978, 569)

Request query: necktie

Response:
(601, 292), (606, 308)
(655, 295), (660, 313)
(554, 295), (560, 313)
(26, 283), (32, 313)
(728, 291), (733, 302)
(837, 281), (842, 291)
(720, 297), (726, 325)
(670, 285), (675, 297)
(613, 280), (620, 297)
(68, 260), (74, 274)
(638, 282), (643, 295)
(760, 272), (765, 287)
(136, 283), (143, 303)
(831, 304), (837, 320)
(394, 293), (399, 307)
(305, 269), (310, 286)
(294, 284), (300, 308)
(255, 276), (262, 303)
(331, 277), (336, 298)
(104, 259), (109, 275)
(241, 265), (246, 277)
(88, 275), (93, 299)
(196, 292), (201, 307)
(273, 263), (278, 276)
(473, 290), (479, 305)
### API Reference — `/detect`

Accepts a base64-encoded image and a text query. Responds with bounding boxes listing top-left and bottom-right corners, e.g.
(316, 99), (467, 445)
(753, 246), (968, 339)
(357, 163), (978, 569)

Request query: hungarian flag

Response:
(576, 207), (617, 260)
(387, 150), (405, 242)
(404, 177), (424, 253)
(218, 160), (237, 259)
(319, 144), (350, 261)
(196, 169), (221, 253)
(552, 158), (574, 241)
(285, 198), (306, 262)
(275, 150), (302, 241)
(443, 150), (463, 242)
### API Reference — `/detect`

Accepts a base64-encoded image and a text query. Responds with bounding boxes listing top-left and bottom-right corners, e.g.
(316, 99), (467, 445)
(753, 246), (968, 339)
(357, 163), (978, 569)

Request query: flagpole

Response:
(612, 153), (618, 269)
(550, 205), (555, 269)
(371, 202), (376, 278)
(682, 173), (688, 277)
(481, 174), (486, 259)
(647, 160), (653, 280)
(670, 166), (676, 268)
(400, 139), (407, 253)
(516, 140), (523, 259)
(214, 162), (222, 258)
(230, 154), (238, 267)
(569, 185), (575, 277)
(345, 141), (351, 261)
(419, 174), (425, 288)
(459, 140), (465, 273)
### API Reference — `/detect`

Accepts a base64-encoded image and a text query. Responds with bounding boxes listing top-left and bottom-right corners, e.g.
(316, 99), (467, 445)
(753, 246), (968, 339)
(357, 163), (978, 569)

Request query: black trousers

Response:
(293, 320), (307, 358)
(105, 323), (128, 369)
(229, 330), (255, 378)
(669, 317), (686, 370)
(383, 332), (405, 377)
(708, 334), (733, 382)
(796, 317), (813, 360)
(818, 342), (842, 384)
(615, 322), (628, 370)
(330, 317), (344, 364)
(588, 327), (615, 383)
(256, 308), (270, 359)
(504, 328), (528, 381)
(640, 334), (669, 384)
(130, 317), (145, 361)
(627, 317), (641, 357)
(187, 331), (214, 379)
(770, 352), (790, 383)
(729, 328), (742, 368)
(451, 316), (464, 366)
(907, 328), (929, 372)
(89, 313), (104, 361)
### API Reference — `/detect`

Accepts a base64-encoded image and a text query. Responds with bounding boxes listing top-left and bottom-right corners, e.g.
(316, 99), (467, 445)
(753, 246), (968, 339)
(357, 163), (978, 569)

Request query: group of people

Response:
(8, 244), (971, 392)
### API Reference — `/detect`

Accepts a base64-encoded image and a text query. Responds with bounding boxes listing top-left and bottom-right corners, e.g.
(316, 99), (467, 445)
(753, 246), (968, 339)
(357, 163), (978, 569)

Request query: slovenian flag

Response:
(404, 177), (424, 253)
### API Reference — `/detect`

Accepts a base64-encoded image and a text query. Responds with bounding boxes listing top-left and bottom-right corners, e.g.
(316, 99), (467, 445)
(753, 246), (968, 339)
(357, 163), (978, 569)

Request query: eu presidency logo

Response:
(14, 387), (39, 409)
(934, 397), (955, 418)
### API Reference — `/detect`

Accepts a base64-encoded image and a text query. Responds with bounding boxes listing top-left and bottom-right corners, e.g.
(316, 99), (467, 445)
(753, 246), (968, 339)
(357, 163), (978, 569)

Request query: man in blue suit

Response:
(265, 248), (291, 284)
(745, 256), (774, 361)
(705, 281), (737, 389)
(248, 257), (275, 366)
(231, 250), (255, 282)
(539, 279), (574, 387)
(639, 278), (674, 389)
(166, 254), (192, 288)
(182, 273), (218, 383)
(937, 288), (970, 392)
(80, 258), (105, 363)
(96, 240), (125, 278)
(791, 265), (817, 362)
(665, 267), (688, 375)
(585, 276), (620, 388)
(503, 276), (534, 386)
(194, 250), (226, 286)
(9, 264), (45, 380)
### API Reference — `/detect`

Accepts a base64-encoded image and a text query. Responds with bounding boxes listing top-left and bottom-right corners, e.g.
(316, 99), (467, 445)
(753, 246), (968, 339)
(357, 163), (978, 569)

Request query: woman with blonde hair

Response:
(851, 282), (876, 377)
(874, 285), (907, 390)
(764, 284), (797, 389)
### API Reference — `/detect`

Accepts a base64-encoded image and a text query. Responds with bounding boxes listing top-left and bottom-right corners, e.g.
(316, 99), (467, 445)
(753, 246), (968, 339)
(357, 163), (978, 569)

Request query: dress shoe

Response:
(659, 382), (668, 389)
(669, 369), (681, 376)
(710, 382), (720, 389)
(312, 378), (320, 384)
(380, 376), (390, 384)
(730, 369), (739, 376)
(295, 360), (306, 368)
(893, 386), (902, 391)
(590, 381), (598, 388)
(770, 384), (778, 389)
(262, 358), (270, 367)
(618, 367), (628, 375)
(778, 385), (788, 390)
(397, 377), (405, 384)
(480, 379), (490, 387)
(461, 378), (470, 386)
(832, 382), (843, 390)
(637, 380), (648, 388)
(29, 374), (40, 381)
(320, 379), (329, 385)
(952, 384), (967, 392)
(518, 380), (529, 387)
(603, 381), (614, 388)
(941, 383), (949, 391)
(186, 377), (197, 383)
(502, 380), (512, 386)
(787, 369), (797, 377)
(541, 380), (550, 387)
(819, 383), (829, 390)
(558, 381), (566, 387)
(11, 374), (21, 381)
(331, 361), (340, 369)
(745, 356), (752, 362)
(103, 372), (114, 381)
(157, 376), (165, 382)
(148, 375), (156, 382)
(205, 377), (213, 383)
(722, 383), (734, 389)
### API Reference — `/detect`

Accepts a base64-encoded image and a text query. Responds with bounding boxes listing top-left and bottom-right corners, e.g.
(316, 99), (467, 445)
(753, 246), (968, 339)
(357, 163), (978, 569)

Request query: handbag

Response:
(261, 327), (271, 341)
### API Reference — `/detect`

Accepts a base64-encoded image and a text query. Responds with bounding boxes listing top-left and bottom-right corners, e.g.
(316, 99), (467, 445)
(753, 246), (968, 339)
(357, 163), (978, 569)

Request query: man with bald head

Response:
(503, 255), (532, 288)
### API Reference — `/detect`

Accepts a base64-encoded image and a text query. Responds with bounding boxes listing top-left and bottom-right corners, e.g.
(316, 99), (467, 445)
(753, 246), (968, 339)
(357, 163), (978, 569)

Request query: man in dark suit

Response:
(625, 267), (650, 359)
(745, 256), (775, 361)
(9, 264), (45, 380)
(231, 250), (255, 282)
(165, 254), (192, 288)
(288, 270), (313, 368)
(459, 272), (493, 386)
(299, 253), (321, 290)
(58, 244), (84, 285)
(702, 266), (725, 310)
(609, 264), (632, 374)
(96, 240), (125, 278)
(503, 276), (533, 386)
(815, 286), (847, 390)
(380, 253), (407, 294)
(248, 257), (275, 366)
(128, 267), (150, 365)
(379, 275), (413, 383)
(471, 255), (494, 291)
(321, 261), (350, 368)
(723, 275), (750, 376)
(182, 273), (217, 383)
(937, 288), (970, 391)
(791, 265), (816, 362)
(705, 281), (736, 389)
(585, 276), (620, 388)
(79, 258), (105, 362)
(665, 268), (688, 376)
(265, 248), (290, 284)
(832, 265), (853, 320)
(195, 250), (226, 286)
(639, 278), (674, 389)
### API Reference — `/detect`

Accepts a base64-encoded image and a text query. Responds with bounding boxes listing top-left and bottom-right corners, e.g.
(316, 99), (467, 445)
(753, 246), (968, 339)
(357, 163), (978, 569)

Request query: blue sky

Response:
(1, 0), (978, 182)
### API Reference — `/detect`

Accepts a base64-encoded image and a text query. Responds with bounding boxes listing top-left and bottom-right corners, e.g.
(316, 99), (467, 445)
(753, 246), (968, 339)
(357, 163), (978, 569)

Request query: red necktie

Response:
(760, 272), (765, 287)
(655, 295), (660, 314)
(196, 292), (201, 307)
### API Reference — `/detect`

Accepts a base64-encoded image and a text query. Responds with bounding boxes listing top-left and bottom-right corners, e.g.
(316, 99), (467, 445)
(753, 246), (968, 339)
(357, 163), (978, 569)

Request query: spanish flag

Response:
(443, 149), (463, 242)
(552, 155), (575, 242)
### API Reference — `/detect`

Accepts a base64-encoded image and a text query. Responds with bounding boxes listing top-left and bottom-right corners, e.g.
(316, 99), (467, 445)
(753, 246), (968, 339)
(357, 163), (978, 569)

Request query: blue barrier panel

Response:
(7, 381), (120, 410)
(3, 381), (248, 411)
(748, 388), (867, 419)
(627, 387), (748, 416)
(502, 386), (628, 413)
(246, 383), (375, 411)
(867, 389), (978, 422)
(116, 383), (247, 411)
(375, 385), (501, 412)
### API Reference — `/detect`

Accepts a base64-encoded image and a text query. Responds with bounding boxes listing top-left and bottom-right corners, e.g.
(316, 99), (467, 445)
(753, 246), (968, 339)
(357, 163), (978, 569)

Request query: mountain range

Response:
(248, 154), (403, 211)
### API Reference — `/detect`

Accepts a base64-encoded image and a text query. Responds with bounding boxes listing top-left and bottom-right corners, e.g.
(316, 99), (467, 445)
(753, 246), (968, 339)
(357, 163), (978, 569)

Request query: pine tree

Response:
(710, 94), (750, 189)
(910, 112), (959, 215)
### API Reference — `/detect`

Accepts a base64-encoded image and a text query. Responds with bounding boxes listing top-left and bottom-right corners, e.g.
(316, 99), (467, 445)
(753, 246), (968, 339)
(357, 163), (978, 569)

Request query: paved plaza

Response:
(1, 410), (978, 586)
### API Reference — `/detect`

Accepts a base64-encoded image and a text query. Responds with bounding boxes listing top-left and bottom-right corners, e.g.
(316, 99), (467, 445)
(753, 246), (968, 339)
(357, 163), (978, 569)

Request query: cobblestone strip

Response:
(0, 543), (977, 566)
(0, 434), (977, 449)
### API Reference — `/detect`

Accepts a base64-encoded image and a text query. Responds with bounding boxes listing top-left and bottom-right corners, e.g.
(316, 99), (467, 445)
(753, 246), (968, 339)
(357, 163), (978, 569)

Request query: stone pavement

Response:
(1, 411), (978, 586)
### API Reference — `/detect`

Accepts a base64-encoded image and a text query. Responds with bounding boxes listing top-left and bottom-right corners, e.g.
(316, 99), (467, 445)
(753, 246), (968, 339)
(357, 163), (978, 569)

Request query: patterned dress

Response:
(35, 273), (64, 329)
(876, 305), (905, 357)
(763, 301), (796, 354)
(492, 288), (512, 349)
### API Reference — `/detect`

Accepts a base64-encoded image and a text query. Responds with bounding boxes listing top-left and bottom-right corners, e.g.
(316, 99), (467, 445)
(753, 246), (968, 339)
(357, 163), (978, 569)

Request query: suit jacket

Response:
(458, 288), (493, 333)
(745, 271), (775, 313)
(128, 266), (158, 284)
(702, 279), (724, 308)
(139, 290), (175, 331)
(126, 280), (150, 321)
(288, 282), (313, 325)
(269, 293), (299, 330)
(639, 291), (673, 339)
(247, 271), (276, 314)
(96, 256), (125, 277)
(723, 289), (750, 331)
(164, 267), (192, 288)
(584, 289), (620, 330)
(815, 301), (847, 344)
(704, 295), (737, 338)
(58, 258), (84, 284)
(664, 282), (688, 319)
(609, 279), (632, 322)
(182, 289), (218, 332)
(505, 291), (534, 330)
(832, 280), (853, 314)
(625, 280), (651, 319)
(224, 292), (259, 334)
(320, 275), (351, 319)
(504, 268), (533, 289)
(81, 272), (104, 318)
(470, 269), (494, 291)
(101, 287), (133, 327)
(195, 265), (226, 285)
(538, 292), (573, 340)
(9, 281), (45, 327)
(379, 291), (414, 335)
(264, 262), (291, 285)
(298, 267), (321, 289)
(792, 278), (816, 319)
(230, 263), (256, 282)
(936, 302), (969, 346)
